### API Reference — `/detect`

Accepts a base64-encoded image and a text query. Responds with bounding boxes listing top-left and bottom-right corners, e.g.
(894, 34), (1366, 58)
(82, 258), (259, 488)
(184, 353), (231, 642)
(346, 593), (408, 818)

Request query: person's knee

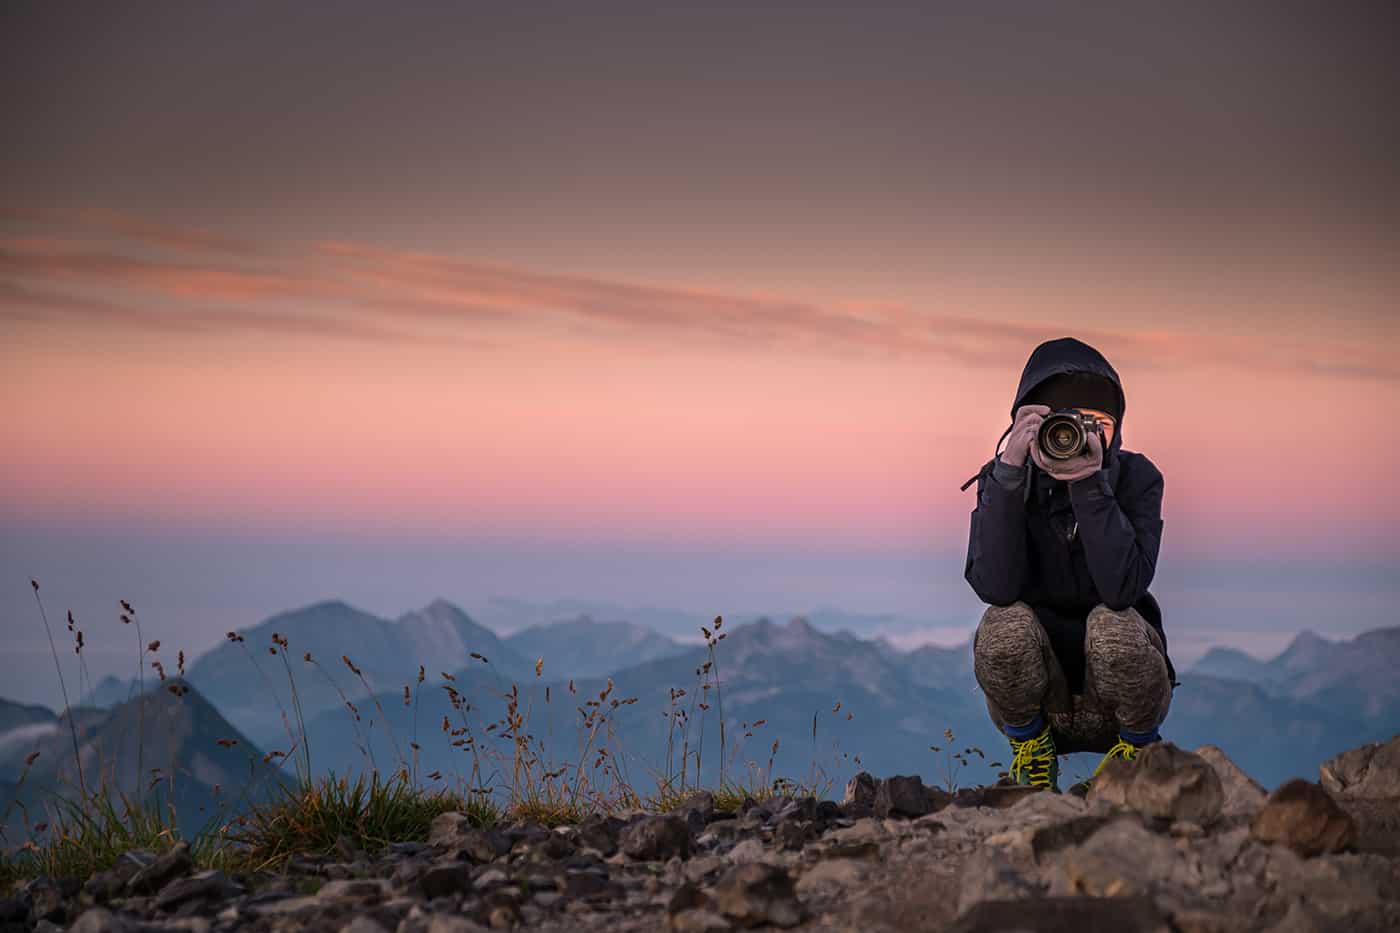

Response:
(974, 601), (1041, 664)
(1085, 604), (1157, 666)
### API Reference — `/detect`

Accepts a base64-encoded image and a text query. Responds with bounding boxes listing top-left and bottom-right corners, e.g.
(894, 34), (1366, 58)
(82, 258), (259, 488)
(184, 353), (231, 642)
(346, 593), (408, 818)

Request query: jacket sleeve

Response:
(963, 457), (1030, 606)
(1067, 456), (1164, 611)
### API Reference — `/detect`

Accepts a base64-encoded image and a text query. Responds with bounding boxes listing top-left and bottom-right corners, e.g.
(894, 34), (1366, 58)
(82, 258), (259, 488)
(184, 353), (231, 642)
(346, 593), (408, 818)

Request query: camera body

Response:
(1037, 409), (1104, 461)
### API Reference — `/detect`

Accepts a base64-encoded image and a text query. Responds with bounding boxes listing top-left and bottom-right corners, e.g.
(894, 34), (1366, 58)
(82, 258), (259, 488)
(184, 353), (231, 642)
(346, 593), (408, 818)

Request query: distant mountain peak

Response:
(785, 616), (818, 636)
(403, 597), (470, 621)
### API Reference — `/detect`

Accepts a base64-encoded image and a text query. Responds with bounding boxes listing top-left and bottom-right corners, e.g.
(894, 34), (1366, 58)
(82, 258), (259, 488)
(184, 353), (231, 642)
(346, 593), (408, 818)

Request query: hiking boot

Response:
(1069, 737), (1142, 796)
(1008, 724), (1059, 791)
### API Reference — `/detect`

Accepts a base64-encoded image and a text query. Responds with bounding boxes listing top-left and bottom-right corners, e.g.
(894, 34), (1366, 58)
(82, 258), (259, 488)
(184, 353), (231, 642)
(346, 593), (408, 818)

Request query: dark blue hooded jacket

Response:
(963, 337), (1176, 696)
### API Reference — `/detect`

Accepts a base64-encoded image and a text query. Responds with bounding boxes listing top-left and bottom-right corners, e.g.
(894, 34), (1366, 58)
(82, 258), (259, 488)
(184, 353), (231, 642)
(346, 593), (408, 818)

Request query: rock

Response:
(955, 853), (1046, 914)
(1195, 745), (1268, 817)
(21, 877), (65, 924)
(424, 914), (491, 933)
(620, 814), (693, 861)
(683, 854), (727, 884)
(952, 784), (1047, 809)
(127, 841), (194, 895)
(875, 775), (937, 818)
(677, 791), (716, 833)
(1320, 734), (1400, 799)
(555, 869), (614, 899)
(795, 858), (869, 894)
(575, 814), (625, 856)
(1053, 818), (1190, 897)
(342, 917), (391, 933)
(773, 819), (816, 851)
(154, 870), (242, 912)
(319, 878), (391, 901)
(69, 908), (134, 933)
(415, 861), (475, 899)
(948, 895), (1170, 933)
(1087, 742), (1224, 825)
(1251, 779), (1357, 857)
(429, 814), (509, 862)
(711, 863), (802, 929)
(819, 817), (887, 858)
(842, 772), (877, 817)
(666, 881), (710, 915)
(670, 908), (732, 933)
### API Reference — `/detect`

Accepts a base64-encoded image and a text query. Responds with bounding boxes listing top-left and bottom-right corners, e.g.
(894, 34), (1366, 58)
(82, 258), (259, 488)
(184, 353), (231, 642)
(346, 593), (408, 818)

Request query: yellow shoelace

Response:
(1009, 729), (1055, 785)
(1091, 738), (1139, 778)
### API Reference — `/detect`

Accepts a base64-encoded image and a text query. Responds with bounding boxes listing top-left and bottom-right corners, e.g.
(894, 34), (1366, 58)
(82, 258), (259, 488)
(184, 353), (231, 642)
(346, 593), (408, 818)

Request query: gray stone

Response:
(341, 918), (391, 933)
(842, 772), (877, 817)
(670, 907), (732, 933)
(154, 870), (242, 912)
(429, 814), (509, 862)
(319, 878), (391, 901)
(795, 858), (869, 894)
(1251, 779), (1357, 857)
(127, 842), (194, 896)
(1195, 745), (1268, 817)
(947, 895), (1170, 933)
(875, 774), (936, 818)
(68, 908), (134, 933)
(1087, 742), (1224, 826)
(415, 862), (475, 899)
(620, 813), (693, 861)
(1320, 734), (1400, 799)
(1052, 817), (1198, 898)
(711, 863), (803, 929)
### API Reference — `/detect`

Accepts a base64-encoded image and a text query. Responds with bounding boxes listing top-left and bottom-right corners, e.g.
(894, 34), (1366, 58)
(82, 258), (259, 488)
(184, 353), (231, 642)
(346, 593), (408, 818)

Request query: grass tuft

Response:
(227, 773), (498, 873)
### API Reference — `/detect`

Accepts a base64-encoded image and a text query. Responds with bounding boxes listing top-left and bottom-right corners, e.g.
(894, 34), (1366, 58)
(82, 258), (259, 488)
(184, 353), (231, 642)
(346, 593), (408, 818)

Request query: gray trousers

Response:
(972, 601), (1171, 752)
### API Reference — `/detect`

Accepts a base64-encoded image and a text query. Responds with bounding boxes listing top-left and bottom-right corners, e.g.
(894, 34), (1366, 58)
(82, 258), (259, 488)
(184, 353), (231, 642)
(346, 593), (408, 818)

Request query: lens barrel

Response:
(1037, 411), (1091, 461)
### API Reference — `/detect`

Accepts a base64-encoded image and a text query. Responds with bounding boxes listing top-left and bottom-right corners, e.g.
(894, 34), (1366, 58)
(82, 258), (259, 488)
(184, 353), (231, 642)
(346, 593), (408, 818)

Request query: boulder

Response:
(1194, 745), (1267, 817)
(948, 895), (1170, 933)
(711, 863), (803, 928)
(126, 841), (194, 896)
(1250, 779), (1357, 857)
(1087, 742), (1224, 825)
(1319, 734), (1400, 799)
(842, 772), (877, 817)
(875, 775), (940, 818)
(620, 813), (693, 861)
(153, 869), (242, 912)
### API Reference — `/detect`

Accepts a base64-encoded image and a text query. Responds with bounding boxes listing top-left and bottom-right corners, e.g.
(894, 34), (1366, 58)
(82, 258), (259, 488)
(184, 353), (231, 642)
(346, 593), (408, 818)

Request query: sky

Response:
(2, 2), (1398, 706)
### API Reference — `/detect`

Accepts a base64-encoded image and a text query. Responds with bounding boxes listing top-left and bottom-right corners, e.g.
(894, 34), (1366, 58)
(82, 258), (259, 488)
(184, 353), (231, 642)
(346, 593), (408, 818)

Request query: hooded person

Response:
(961, 336), (1175, 792)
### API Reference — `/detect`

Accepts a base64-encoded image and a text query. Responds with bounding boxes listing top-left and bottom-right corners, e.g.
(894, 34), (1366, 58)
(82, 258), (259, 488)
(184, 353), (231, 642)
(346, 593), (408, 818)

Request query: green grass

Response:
(0, 789), (214, 889)
(227, 772), (500, 873)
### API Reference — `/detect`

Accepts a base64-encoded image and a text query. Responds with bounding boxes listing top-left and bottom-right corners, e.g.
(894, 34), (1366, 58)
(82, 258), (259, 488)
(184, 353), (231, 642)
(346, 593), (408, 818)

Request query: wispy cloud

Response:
(2, 208), (1395, 381)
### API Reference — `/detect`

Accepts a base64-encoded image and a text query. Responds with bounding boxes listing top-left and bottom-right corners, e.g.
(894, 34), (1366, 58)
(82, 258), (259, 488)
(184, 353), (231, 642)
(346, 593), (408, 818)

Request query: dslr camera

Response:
(1037, 409), (1104, 461)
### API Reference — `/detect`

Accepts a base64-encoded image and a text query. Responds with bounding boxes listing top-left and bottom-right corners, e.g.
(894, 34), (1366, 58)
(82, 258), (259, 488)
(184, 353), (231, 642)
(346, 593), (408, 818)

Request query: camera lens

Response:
(1038, 413), (1086, 460)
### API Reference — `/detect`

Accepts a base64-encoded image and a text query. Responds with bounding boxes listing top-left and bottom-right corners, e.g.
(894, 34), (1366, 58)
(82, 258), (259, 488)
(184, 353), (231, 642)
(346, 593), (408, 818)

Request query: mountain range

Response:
(5, 598), (1399, 831)
(0, 680), (281, 841)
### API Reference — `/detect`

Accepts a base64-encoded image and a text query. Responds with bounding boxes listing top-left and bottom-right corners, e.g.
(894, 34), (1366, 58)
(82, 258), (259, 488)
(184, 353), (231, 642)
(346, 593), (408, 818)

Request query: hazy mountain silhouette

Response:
(7, 601), (1399, 825)
(503, 615), (685, 679)
(185, 598), (530, 746)
(297, 617), (1400, 792)
(0, 680), (281, 840)
(1188, 627), (1400, 722)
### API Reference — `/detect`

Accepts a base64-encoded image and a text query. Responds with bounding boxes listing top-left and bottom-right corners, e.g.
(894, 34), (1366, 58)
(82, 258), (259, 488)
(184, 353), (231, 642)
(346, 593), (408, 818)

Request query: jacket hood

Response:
(1012, 337), (1125, 457)
(958, 336), (1129, 492)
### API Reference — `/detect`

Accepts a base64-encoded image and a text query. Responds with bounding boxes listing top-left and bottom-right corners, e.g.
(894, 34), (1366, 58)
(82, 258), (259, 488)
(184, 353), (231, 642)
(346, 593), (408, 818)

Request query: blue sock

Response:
(1003, 714), (1046, 741)
(1120, 727), (1160, 747)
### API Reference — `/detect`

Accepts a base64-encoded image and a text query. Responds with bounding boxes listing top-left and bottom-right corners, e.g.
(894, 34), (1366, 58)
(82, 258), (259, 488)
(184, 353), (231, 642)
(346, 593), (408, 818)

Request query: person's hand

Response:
(1000, 404), (1051, 468)
(1031, 425), (1103, 482)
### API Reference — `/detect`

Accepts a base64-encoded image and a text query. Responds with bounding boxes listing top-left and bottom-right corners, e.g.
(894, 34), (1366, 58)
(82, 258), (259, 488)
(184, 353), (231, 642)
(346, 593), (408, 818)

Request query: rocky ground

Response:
(4, 735), (1399, 933)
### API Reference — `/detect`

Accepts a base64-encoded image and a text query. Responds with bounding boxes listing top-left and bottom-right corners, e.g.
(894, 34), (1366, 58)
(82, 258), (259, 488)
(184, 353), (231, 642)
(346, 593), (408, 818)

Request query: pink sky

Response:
(3, 208), (1396, 561)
